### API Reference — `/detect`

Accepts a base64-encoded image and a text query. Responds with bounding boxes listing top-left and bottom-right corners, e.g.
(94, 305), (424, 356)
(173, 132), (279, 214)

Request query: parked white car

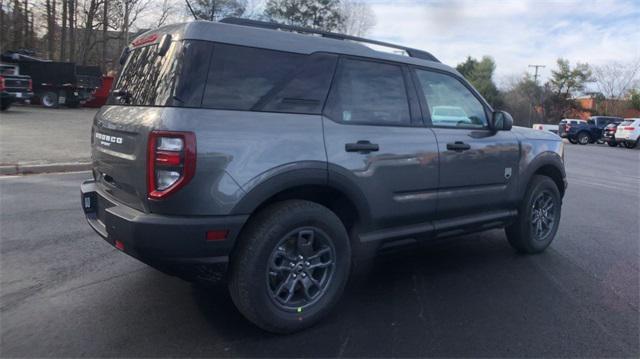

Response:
(615, 118), (640, 148)
(533, 123), (559, 134)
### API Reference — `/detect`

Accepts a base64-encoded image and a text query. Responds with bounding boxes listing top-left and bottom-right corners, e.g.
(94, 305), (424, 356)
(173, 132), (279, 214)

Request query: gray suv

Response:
(81, 18), (567, 333)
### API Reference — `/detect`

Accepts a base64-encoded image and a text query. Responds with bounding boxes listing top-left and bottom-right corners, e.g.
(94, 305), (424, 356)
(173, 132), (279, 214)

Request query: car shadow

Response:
(188, 230), (584, 357)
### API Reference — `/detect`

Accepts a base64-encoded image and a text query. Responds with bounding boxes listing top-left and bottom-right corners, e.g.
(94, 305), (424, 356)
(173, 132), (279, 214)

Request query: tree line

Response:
(0, 0), (375, 70)
(456, 56), (640, 125)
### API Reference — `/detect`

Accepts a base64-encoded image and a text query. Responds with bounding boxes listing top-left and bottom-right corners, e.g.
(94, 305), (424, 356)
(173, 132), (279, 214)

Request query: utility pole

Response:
(528, 65), (546, 127)
(528, 64), (545, 84)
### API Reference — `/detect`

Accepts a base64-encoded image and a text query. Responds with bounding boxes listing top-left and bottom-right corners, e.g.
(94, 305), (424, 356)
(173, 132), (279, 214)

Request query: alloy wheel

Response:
(530, 191), (556, 240)
(266, 227), (335, 311)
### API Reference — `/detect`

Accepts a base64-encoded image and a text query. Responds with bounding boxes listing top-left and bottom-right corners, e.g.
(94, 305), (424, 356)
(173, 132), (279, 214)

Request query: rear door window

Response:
(202, 44), (304, 110)
(324, 58), (411, 125)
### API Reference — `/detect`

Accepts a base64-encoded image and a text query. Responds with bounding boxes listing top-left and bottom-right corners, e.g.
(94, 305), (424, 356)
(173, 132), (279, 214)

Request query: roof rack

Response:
(219, 17), (440, 63)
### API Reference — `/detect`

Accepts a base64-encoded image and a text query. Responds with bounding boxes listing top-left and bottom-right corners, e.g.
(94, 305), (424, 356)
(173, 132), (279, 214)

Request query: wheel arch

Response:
(230, 165), (373, 236)
(520, 152), (567, 198)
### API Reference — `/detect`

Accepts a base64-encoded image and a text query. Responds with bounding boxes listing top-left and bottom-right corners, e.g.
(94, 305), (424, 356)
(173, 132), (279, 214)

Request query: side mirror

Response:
(491, 110), (513, 131)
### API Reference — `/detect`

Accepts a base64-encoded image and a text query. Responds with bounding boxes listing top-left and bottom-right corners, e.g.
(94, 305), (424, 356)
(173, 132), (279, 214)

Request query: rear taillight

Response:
(27, 79), (32, 91)
(623, 127), (635, 131)
(0, 76), (5, 92)
(147, 131), (196, 200)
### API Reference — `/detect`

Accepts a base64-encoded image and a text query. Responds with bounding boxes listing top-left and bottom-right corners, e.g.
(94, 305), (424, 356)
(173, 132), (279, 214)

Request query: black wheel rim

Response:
(266, 227), (335, 311)
(530, 191), (556, 240)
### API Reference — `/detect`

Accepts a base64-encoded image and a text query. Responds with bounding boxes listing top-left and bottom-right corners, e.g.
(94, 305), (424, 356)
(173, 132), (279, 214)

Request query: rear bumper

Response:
(80, 180), (248, 276)
(615, 136), (637, 143)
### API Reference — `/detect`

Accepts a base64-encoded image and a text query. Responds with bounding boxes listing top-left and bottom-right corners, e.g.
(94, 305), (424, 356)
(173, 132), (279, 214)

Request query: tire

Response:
(228, 200), (351, 333)
(607, 140), (618, 147)
(568, 138), (578, 144)
(66, 100), (80, 108)
(506, 175), (561, 254)
(577, 132), (590, 145)
(0, 99), (10, 111)
(41, 92), (59, 108)
(624, 141), (637, 149)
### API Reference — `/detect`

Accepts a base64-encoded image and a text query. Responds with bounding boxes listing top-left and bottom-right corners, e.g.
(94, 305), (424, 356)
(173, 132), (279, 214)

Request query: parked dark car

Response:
(81, 19), (567, 333)
(0, 64), (33, 111)
(564, 116), (623, 145)
(557, 119), (586, 143)
(603, 121), (623, 146)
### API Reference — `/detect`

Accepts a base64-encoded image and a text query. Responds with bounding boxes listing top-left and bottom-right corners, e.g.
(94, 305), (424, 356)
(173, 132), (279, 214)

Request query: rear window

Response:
(620, 120), (635, 126)
(109, 41), (184, 106)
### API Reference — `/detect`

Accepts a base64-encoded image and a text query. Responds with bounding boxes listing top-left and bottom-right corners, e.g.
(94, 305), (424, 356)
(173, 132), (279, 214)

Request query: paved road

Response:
(0, 106), (97, 166)
(1, 144), (638, 357)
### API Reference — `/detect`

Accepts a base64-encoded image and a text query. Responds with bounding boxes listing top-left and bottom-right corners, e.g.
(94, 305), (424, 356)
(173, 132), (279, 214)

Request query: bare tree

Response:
(60, 0), (66, 60)
(68, 0), (76, 61)
(154, 0), (175, 28)
(338, 0), (375, 36)
(45, 0), (56, 59)
(80, 0), (103, 64)
(593, 58), (640, 100)
(591, 58), (640, 116)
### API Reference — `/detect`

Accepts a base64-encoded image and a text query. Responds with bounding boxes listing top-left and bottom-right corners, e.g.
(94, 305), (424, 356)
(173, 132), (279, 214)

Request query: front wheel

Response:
(577, 132), (590, 145)
(506, 175), (562, 254)
(624, 141), (637, 149)
(568, 138), (578, 144)
(229, 200), (351, 333)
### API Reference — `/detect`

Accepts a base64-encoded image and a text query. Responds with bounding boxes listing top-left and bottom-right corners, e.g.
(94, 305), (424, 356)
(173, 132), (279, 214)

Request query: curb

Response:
(0, 162), (92, 175)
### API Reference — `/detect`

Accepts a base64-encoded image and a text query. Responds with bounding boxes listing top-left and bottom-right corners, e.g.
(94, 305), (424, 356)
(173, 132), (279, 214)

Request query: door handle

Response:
(345, 140), (379, 153)
(446, 141), (471, 152)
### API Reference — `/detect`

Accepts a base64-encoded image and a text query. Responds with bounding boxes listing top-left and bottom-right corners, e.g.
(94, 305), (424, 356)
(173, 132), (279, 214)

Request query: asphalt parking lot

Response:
(1, 144), (638, 357)
(0, 105), (97, 166)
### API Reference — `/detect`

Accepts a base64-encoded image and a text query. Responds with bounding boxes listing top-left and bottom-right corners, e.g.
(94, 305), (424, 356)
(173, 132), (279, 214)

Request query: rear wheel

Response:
(229, 200), (351, 333)
(41, 92), (59, 108)
(506, 175), (561, 254)
(0, 99), (10, 111)
(568, 138), (578, 144)
(607, 140), (618, 147)
(577, 132), (590, 145)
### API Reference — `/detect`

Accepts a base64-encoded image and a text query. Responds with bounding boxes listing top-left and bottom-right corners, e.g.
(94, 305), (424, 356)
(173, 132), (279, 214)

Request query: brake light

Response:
(147, 131), (196, 199)
(27, 79), (32, 91)
(0, 76), (5, 92)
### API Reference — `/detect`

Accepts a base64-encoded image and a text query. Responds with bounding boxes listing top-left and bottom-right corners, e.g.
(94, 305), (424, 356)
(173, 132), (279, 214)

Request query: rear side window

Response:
(173, 41), (213, 107)
(261, 53), (337, 114)
(202, 44), (304, 110)
(324, 58), (411, 125)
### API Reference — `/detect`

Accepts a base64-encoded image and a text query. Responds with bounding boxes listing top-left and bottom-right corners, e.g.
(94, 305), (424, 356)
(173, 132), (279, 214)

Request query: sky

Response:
(366, 0), (640, 86)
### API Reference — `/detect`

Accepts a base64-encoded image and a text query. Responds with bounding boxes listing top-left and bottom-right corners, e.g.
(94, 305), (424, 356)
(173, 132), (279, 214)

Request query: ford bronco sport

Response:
(81, 18), (567, 333)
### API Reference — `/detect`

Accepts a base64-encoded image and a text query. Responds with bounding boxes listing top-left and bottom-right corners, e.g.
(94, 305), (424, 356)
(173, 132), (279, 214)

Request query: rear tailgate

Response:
(92, 106), (164, 211)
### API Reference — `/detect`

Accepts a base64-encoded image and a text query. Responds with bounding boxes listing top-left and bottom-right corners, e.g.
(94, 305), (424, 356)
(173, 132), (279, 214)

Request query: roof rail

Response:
(219, 17), (440, 63)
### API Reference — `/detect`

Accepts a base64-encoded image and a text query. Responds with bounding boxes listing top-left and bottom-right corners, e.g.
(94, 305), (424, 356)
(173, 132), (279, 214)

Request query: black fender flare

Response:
(230, 162), (373, 227)
(518, 151), (566, 198)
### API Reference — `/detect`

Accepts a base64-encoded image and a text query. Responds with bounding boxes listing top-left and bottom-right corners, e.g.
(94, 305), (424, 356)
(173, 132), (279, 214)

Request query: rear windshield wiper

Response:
(112, 89), (132, 103)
